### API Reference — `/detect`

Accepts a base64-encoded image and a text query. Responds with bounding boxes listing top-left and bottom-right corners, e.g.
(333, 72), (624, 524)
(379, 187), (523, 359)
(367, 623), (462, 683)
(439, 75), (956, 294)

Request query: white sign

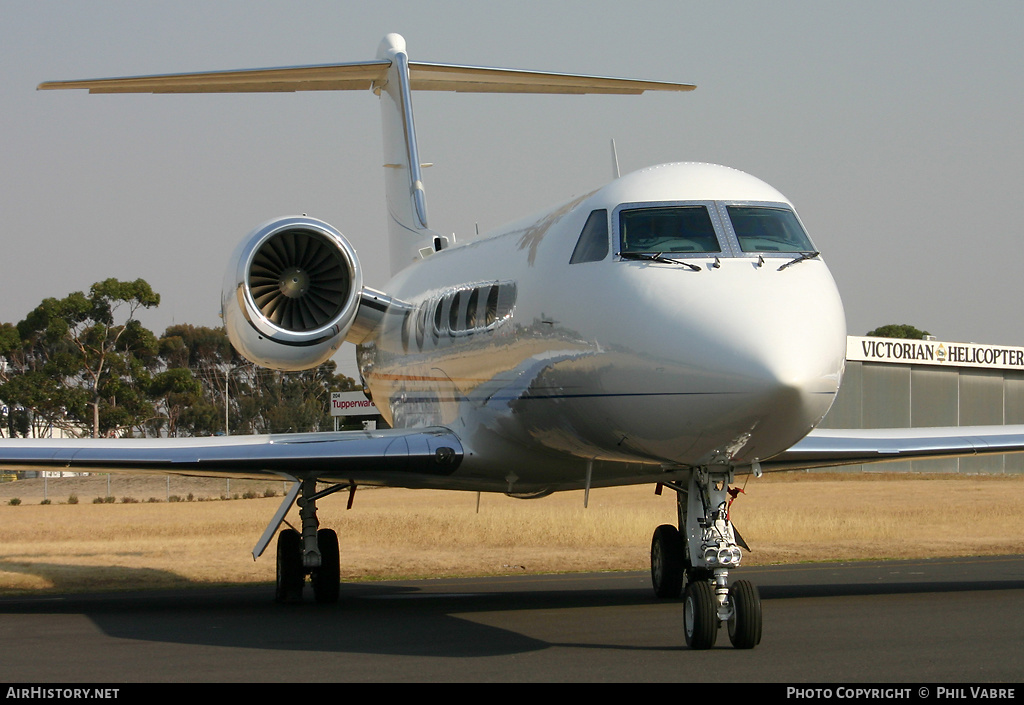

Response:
(847, 336), (1024, 371)
(330, 392), (378, 417)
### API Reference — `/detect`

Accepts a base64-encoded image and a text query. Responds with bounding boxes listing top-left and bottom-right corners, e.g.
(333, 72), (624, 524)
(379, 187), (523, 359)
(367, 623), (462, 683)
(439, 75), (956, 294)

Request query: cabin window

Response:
(485, 285), (499, 327)
(569, 209), (609, 264)
(449, 290), (464, 332)
(619, 206), (720, 254)
(415, 304), (427, 349)
(401, 309), (411, 352)
(432, 298), (444, 342)
(466, 288), (479, 329)
(494, 283), (516, 323)
(480, 283), (516, 331)
(412, 282), (517, 347)
(726, 206), (814, 253)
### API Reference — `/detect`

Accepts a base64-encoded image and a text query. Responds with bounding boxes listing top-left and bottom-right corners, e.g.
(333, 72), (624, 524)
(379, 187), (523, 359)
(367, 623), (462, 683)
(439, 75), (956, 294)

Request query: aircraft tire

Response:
(312, 528), (341, 604)
(727, 579), (762, 649)
(650, 524), (685, 598)
(275, 528), (304, 604)
(683, 580), (718, 649)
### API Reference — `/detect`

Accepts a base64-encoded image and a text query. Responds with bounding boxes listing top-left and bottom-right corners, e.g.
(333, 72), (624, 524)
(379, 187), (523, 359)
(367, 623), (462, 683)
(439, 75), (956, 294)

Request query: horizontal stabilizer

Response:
(408, 62), (693, 94)
(39, 61), (694, 95)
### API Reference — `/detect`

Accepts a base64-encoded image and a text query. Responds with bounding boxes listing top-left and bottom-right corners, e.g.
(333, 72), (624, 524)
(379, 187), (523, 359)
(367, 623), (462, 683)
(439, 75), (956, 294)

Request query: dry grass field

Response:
(1, 471), (1022, 596)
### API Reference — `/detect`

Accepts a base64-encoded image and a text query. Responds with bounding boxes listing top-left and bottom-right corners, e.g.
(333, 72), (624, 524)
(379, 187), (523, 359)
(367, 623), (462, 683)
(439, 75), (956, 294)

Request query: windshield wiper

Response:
(618, 251), (702, 272)
(777, 251), (820, 271)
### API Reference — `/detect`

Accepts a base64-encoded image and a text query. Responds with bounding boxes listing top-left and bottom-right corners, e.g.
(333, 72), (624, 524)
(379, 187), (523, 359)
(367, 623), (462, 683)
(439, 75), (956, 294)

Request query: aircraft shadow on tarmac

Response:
(1, 561), (1023, 658)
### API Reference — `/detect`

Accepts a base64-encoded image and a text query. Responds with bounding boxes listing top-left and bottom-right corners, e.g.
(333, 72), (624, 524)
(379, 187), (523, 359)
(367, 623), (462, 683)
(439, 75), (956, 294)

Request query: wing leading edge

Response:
(37, 60), (694, 95)
(760, 425), (1024, 472)
(0, 427), (462, 484)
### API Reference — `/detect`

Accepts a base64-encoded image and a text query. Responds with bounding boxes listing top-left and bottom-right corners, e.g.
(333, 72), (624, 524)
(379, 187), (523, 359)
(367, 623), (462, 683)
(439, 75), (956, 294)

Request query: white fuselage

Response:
(358, 163), (847, 494)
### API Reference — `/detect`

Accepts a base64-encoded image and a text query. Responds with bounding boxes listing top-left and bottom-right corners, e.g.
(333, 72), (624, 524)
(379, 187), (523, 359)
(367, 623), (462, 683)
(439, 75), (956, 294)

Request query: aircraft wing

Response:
(760, 425), (1024, 472)
(37, 61), (694, 95)
(0, 427), (463, 485)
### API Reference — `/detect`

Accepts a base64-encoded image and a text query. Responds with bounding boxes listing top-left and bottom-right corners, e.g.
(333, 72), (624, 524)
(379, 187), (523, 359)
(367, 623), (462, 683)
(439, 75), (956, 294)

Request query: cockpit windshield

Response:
(727, 206), (814, 253)
(619, 206), (721, 254)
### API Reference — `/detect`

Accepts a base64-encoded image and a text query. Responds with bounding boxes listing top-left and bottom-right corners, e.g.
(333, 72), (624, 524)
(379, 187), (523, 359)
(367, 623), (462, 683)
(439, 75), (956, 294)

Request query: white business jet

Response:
(7, 34), (1024, 649)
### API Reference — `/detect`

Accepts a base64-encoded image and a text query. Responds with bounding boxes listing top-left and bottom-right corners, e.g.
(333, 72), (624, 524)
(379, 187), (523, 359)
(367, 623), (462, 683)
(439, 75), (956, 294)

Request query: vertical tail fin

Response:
(375, 34), (441, 275)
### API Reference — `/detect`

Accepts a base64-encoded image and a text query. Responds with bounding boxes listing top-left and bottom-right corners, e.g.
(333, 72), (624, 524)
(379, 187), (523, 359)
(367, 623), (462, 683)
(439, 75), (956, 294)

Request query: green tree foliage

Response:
(865, 324), (932, 340)
(152, 324), (357, 436)
(4, 279), (160, 437)
(242, 363), (357, 434)
(0, 282), (358, 438)
(148, 367), (203, 437)
(154, 324), (240, 437)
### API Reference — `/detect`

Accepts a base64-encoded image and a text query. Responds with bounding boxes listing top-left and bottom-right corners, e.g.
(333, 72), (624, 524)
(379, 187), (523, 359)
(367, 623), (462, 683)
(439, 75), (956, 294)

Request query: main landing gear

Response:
(650, 467), (762, 649)
(273, 477), (343, 604)
(275, 526), (340, 604)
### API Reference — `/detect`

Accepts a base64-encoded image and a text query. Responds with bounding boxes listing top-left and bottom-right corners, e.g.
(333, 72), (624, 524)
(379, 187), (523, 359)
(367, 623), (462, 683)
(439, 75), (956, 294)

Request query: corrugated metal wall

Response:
(818, 361), (1024, 473)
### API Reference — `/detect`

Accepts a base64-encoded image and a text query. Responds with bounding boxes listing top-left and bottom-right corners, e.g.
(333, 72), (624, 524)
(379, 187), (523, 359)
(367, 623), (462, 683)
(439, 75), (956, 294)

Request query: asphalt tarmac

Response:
(2, 556), (1022, 683)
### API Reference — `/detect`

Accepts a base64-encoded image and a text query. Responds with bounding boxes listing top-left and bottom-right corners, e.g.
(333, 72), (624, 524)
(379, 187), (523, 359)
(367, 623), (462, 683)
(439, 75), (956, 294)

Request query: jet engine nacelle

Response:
(222, 216), (363, 371)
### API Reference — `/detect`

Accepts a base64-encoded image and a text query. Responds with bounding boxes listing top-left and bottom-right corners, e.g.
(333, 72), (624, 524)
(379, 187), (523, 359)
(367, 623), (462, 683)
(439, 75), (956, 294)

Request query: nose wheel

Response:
(683, 579), (718, 649)
(651, 468), (763, 649)
(726, 579), (762, 649)
(680, 577), (762, 649)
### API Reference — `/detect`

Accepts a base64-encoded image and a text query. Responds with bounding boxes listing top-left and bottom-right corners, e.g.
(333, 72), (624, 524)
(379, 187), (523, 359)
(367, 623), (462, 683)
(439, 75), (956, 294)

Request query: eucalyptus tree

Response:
(155, 324), (358, 435)
(5, 278), (160, 438)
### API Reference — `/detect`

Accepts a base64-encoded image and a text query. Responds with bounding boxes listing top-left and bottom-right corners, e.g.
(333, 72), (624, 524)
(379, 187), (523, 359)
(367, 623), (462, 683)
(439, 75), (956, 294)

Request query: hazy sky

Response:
(3, 1), (1022, 380)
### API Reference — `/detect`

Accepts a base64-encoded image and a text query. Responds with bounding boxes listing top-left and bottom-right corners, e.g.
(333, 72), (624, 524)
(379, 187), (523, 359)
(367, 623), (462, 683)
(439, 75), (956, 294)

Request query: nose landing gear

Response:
(651, 467), (762, 649)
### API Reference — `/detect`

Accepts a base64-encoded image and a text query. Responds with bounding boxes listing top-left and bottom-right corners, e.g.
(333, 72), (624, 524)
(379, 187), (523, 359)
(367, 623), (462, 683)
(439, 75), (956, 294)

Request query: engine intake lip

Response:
(235, 217), (361, 346)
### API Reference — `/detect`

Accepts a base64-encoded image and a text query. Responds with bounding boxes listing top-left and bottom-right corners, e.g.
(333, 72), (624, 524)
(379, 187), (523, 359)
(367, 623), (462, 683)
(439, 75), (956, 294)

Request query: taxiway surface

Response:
(2, 556), (1022, 682)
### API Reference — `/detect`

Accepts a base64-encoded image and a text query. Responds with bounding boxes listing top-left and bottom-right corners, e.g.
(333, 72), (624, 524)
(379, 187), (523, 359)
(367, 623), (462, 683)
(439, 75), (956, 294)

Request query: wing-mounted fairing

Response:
(221, 216), (403, 370)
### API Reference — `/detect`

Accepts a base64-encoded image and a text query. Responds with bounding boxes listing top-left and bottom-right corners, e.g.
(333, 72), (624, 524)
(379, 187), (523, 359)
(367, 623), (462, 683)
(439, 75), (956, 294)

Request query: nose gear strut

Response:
(650, 466), (762, 649)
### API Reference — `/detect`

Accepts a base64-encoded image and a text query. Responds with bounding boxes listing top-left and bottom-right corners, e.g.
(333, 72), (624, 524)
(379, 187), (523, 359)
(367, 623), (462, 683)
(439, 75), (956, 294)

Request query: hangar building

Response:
(817, 336), (1024, 473)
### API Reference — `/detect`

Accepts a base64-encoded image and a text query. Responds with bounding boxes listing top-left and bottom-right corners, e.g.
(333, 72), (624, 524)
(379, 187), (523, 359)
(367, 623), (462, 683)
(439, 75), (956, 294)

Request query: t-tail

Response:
(40, 34), (692, 276)
(369, 33), (696, 273)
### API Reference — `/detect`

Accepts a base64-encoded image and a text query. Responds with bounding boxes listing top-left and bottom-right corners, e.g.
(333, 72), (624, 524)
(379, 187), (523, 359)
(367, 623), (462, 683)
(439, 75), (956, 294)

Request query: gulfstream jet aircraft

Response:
(5, 34), (1024, 649)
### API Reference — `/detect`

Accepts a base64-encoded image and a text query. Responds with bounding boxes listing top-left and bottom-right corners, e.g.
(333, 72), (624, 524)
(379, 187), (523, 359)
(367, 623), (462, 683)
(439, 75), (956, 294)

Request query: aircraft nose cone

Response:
(732, 321), (846, 461)
(597, 260), (847, 465)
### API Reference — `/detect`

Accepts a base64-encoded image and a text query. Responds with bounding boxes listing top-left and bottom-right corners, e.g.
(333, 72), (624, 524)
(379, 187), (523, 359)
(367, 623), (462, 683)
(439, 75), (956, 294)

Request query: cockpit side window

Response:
(727, 206), (814, 253)
(569, 209), (609, 264)
(619, 206), (721, 254)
